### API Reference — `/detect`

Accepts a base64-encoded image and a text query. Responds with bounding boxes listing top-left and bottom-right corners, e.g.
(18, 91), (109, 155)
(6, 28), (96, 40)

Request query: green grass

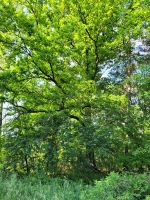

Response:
(0, 172), (150, 200)
(0, 174), (83, 200)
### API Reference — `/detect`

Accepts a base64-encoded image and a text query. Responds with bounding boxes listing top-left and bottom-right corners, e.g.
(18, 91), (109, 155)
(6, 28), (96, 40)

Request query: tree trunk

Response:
(86, 146), (100, 172)
(84, 104), (100, 172)
(24, 154), (30, 175)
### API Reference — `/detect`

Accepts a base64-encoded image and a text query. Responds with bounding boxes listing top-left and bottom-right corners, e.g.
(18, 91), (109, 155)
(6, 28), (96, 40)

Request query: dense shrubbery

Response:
(0, 172), (150, 200)
(81, 172), (150, 200)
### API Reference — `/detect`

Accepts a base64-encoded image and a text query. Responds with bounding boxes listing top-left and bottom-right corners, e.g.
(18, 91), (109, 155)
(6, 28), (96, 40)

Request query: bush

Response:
(81, 172), (150, 200)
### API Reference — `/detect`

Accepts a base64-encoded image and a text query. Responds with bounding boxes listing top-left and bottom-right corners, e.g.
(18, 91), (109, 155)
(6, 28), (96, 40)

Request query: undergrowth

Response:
(0, 172), (150, 200)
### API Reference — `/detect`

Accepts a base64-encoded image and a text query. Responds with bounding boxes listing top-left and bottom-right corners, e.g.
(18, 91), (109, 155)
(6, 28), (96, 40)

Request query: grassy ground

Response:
(0, 172), (150, 200)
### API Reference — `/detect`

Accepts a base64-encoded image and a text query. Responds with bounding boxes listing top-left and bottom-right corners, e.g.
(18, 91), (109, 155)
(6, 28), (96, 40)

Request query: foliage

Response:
(81, 172), (150, 200)
(0, 172), (150, 200)
(0, 0), (150, 178)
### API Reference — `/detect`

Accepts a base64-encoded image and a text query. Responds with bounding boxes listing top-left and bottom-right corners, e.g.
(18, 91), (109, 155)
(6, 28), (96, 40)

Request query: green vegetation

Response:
(0, 173), (150, 200)
(0, 0), (150, 198)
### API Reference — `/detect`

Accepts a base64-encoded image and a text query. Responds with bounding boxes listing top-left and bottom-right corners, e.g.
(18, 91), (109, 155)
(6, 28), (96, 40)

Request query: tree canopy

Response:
(0, 0), (150, 178)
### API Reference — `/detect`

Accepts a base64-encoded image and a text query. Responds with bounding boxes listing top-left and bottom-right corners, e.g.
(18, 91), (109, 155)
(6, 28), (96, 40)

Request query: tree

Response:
(0, 0), (149, 176)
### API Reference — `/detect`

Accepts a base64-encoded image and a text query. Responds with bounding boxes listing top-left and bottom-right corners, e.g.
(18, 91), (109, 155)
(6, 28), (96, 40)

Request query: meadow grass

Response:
(0, 174), (83, 200)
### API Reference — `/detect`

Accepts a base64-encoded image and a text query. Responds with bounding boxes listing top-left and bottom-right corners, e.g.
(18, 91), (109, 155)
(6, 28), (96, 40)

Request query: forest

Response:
(0, 0), (150, 199)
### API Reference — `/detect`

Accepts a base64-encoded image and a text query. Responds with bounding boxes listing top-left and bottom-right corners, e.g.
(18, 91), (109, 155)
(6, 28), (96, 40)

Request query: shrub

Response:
(81, 172), (150, 200)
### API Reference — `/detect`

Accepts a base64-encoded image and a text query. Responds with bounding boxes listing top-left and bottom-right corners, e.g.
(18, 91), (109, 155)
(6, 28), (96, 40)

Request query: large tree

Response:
(0, 0), (149, 176)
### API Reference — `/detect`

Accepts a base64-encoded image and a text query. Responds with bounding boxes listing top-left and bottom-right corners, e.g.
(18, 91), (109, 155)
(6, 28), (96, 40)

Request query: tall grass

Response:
(0, 172), (150, 200)
(0, 174), (83, 200)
